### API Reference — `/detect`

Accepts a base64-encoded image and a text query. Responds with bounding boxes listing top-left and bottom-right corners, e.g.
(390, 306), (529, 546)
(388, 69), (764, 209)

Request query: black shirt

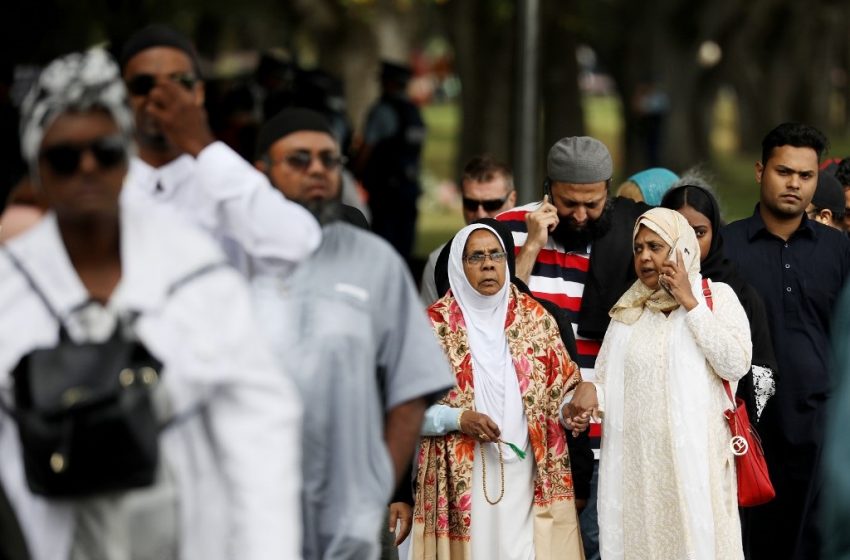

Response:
(721, 205), (850, 443)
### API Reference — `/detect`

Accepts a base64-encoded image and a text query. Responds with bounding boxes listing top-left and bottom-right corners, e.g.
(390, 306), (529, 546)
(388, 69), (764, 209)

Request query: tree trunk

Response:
(441, 0), (517, 176)
(541, 0), (584, 160)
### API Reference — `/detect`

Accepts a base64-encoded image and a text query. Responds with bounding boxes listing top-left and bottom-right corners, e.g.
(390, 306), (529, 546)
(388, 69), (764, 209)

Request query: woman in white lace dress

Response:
(566, 208), (751, 560)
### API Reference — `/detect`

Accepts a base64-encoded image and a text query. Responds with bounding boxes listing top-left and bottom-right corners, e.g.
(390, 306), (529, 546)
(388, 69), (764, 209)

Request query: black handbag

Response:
(10, 324), (163, 497)
(0, 248), (225, 498)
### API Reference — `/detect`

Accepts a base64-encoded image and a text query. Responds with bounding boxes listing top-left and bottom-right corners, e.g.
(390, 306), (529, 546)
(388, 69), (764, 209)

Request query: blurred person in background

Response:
(615, 167), (679, 206)
(805, 171), (846, 231)
(822, 284), (850, 560)
(0, 48), (301, 560)
(252, 106), (454, 560)
(118, 24), (321, 276)
(355, 61), (425, 263)
(832, 157), (850, 232)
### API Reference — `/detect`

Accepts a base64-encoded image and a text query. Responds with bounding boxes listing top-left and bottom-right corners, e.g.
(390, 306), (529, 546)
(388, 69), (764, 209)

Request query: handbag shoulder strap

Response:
(702, 277), (736, 406)
(0, 246), (63, 323)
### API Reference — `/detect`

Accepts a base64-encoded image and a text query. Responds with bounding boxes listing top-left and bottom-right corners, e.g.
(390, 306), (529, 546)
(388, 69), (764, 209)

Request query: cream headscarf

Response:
(610, 207), (701, 324)
(447, 224), (528, 460)
(598, 207), (719, 560)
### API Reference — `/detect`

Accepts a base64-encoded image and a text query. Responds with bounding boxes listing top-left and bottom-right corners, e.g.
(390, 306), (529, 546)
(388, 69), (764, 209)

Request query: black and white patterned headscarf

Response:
(20, 48), (134, 167)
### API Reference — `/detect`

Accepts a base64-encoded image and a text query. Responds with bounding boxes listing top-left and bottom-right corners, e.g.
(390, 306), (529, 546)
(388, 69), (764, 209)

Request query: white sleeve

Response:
(159, 267), (303, 560)
(685, 281), (752, 382)
(421, 404), (462, 436)
(194, 142), (321, 263)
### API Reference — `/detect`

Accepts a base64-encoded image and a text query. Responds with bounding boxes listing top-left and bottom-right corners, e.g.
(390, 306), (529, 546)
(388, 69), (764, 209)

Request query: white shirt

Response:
(0, 208), (303, 560)
(121, 141), (321, 276)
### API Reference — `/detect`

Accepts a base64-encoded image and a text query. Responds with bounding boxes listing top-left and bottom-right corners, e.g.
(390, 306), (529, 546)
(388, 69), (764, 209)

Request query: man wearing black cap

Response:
(255, 107), (367, 228)
(354, 61), (425, 263)
(497, 136), (647, 560)
(253, 107), (454, 560)
(806, 170), (846, 231)
(119, 24), (321, 274)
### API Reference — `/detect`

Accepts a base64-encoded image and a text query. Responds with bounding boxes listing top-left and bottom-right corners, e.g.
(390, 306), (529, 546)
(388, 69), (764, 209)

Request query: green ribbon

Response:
(501, 440), (527, 460)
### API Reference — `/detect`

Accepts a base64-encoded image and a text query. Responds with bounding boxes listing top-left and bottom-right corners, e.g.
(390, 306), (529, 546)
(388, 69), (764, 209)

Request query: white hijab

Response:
(448, 224), (528, 460)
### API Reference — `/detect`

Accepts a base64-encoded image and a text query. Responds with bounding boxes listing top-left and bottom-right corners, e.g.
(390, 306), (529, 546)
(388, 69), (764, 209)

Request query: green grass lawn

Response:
(415, 96), (850, 258)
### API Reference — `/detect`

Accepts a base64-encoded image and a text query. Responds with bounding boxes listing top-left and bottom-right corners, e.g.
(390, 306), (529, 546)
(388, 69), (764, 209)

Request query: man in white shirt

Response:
(2, 46), (301, 560)
(118, 24), (321, 274)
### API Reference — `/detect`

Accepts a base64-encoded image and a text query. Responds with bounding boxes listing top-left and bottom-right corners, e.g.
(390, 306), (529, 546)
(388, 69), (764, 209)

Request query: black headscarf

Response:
(661, 184), (778, 422)
(661, 184), (748, 294)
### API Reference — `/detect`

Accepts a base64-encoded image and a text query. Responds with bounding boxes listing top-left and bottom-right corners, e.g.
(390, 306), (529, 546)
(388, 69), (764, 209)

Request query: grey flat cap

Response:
(547, 136), (613, 184)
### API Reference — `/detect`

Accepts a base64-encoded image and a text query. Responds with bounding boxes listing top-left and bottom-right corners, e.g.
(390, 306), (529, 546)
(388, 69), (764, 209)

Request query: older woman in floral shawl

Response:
(411, 223), (585, 560)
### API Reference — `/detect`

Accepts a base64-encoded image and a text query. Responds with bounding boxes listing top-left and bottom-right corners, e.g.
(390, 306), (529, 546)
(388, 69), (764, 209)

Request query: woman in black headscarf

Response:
(660, 183), (776, 422)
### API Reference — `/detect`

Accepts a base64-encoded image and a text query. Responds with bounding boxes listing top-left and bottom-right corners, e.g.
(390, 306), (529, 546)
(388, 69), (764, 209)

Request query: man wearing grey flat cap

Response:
(497, 135), (648, 560)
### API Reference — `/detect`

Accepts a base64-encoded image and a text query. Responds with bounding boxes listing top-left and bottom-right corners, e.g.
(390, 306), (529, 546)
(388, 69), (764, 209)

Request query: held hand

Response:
(388, 502), (412, 546)
(562, 408), (591, 437)
(459, 410), (501, 442)
(565, 382), (600, 428)
(525, 195), (559, 250)
(145, 79), (215, 157)
(659, 249), (698, 311)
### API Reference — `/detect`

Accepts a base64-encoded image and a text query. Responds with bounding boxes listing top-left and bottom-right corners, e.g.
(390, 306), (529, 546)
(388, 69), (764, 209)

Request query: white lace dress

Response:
(596, 281), (750, 560)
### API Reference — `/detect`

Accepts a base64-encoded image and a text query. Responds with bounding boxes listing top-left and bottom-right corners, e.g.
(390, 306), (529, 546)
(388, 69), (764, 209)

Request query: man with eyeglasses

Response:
(419, 155), (517, 305)
(118, 24), (321, 275)
(252, 107), (454, 560)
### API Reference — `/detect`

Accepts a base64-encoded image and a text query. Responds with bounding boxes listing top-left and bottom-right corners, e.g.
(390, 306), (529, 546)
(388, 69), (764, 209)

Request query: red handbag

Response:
(703, 279), (776, 507)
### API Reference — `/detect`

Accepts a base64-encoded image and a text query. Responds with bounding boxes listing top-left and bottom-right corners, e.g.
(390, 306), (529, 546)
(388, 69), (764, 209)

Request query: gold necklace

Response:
(480, 442), (505, 505)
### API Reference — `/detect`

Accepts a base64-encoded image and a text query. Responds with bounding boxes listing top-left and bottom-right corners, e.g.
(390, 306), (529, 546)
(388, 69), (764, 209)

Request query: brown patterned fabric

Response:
(412, 285), (582, 558)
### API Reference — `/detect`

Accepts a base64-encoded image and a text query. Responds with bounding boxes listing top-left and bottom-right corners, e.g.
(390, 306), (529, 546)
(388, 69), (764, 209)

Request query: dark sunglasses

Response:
(39, 135), (127, 176)
(277, 150), (346, 172)
(462, 193), (512, 212)
(126, 73), (198, 96)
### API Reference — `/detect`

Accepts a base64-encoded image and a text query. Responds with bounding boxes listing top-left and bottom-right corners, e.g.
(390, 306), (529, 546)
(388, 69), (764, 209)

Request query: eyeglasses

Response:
(126, 73), (198, 96)
(462, 193), (512, 212)
(276, 150), (347, 172)
(463, 251), (507, 265)
(39, 135), (127, 176)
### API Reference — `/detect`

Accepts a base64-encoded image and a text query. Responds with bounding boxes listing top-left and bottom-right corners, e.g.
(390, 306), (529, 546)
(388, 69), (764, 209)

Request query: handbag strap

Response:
(702, 278), (736, 407)
(2, 245), (228, 322)
(0, 247), (63, 324)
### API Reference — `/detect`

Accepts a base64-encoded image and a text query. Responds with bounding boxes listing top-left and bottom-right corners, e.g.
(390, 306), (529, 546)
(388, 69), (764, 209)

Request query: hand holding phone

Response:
(659, 246), (699, 310)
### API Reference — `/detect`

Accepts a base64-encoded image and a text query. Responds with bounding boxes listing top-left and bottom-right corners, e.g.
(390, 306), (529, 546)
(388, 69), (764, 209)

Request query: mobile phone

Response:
(660, 244), (676, 295)
(543, 178), (551, 199)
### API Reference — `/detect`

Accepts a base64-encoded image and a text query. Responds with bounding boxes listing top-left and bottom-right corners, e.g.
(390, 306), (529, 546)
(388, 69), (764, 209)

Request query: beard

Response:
(550, 198), (614, 251)
(301, 195), (343, 226)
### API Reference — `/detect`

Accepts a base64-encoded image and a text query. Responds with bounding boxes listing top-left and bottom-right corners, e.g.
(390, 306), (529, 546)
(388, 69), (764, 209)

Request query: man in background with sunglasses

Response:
(252, 106), (454, 560)
(419, 155), (517, 305)
(118, 24), (321, 275)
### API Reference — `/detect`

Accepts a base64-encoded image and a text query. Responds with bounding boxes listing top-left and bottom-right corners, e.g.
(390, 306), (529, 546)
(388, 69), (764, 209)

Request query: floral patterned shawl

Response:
(412, 284), (582, 559)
